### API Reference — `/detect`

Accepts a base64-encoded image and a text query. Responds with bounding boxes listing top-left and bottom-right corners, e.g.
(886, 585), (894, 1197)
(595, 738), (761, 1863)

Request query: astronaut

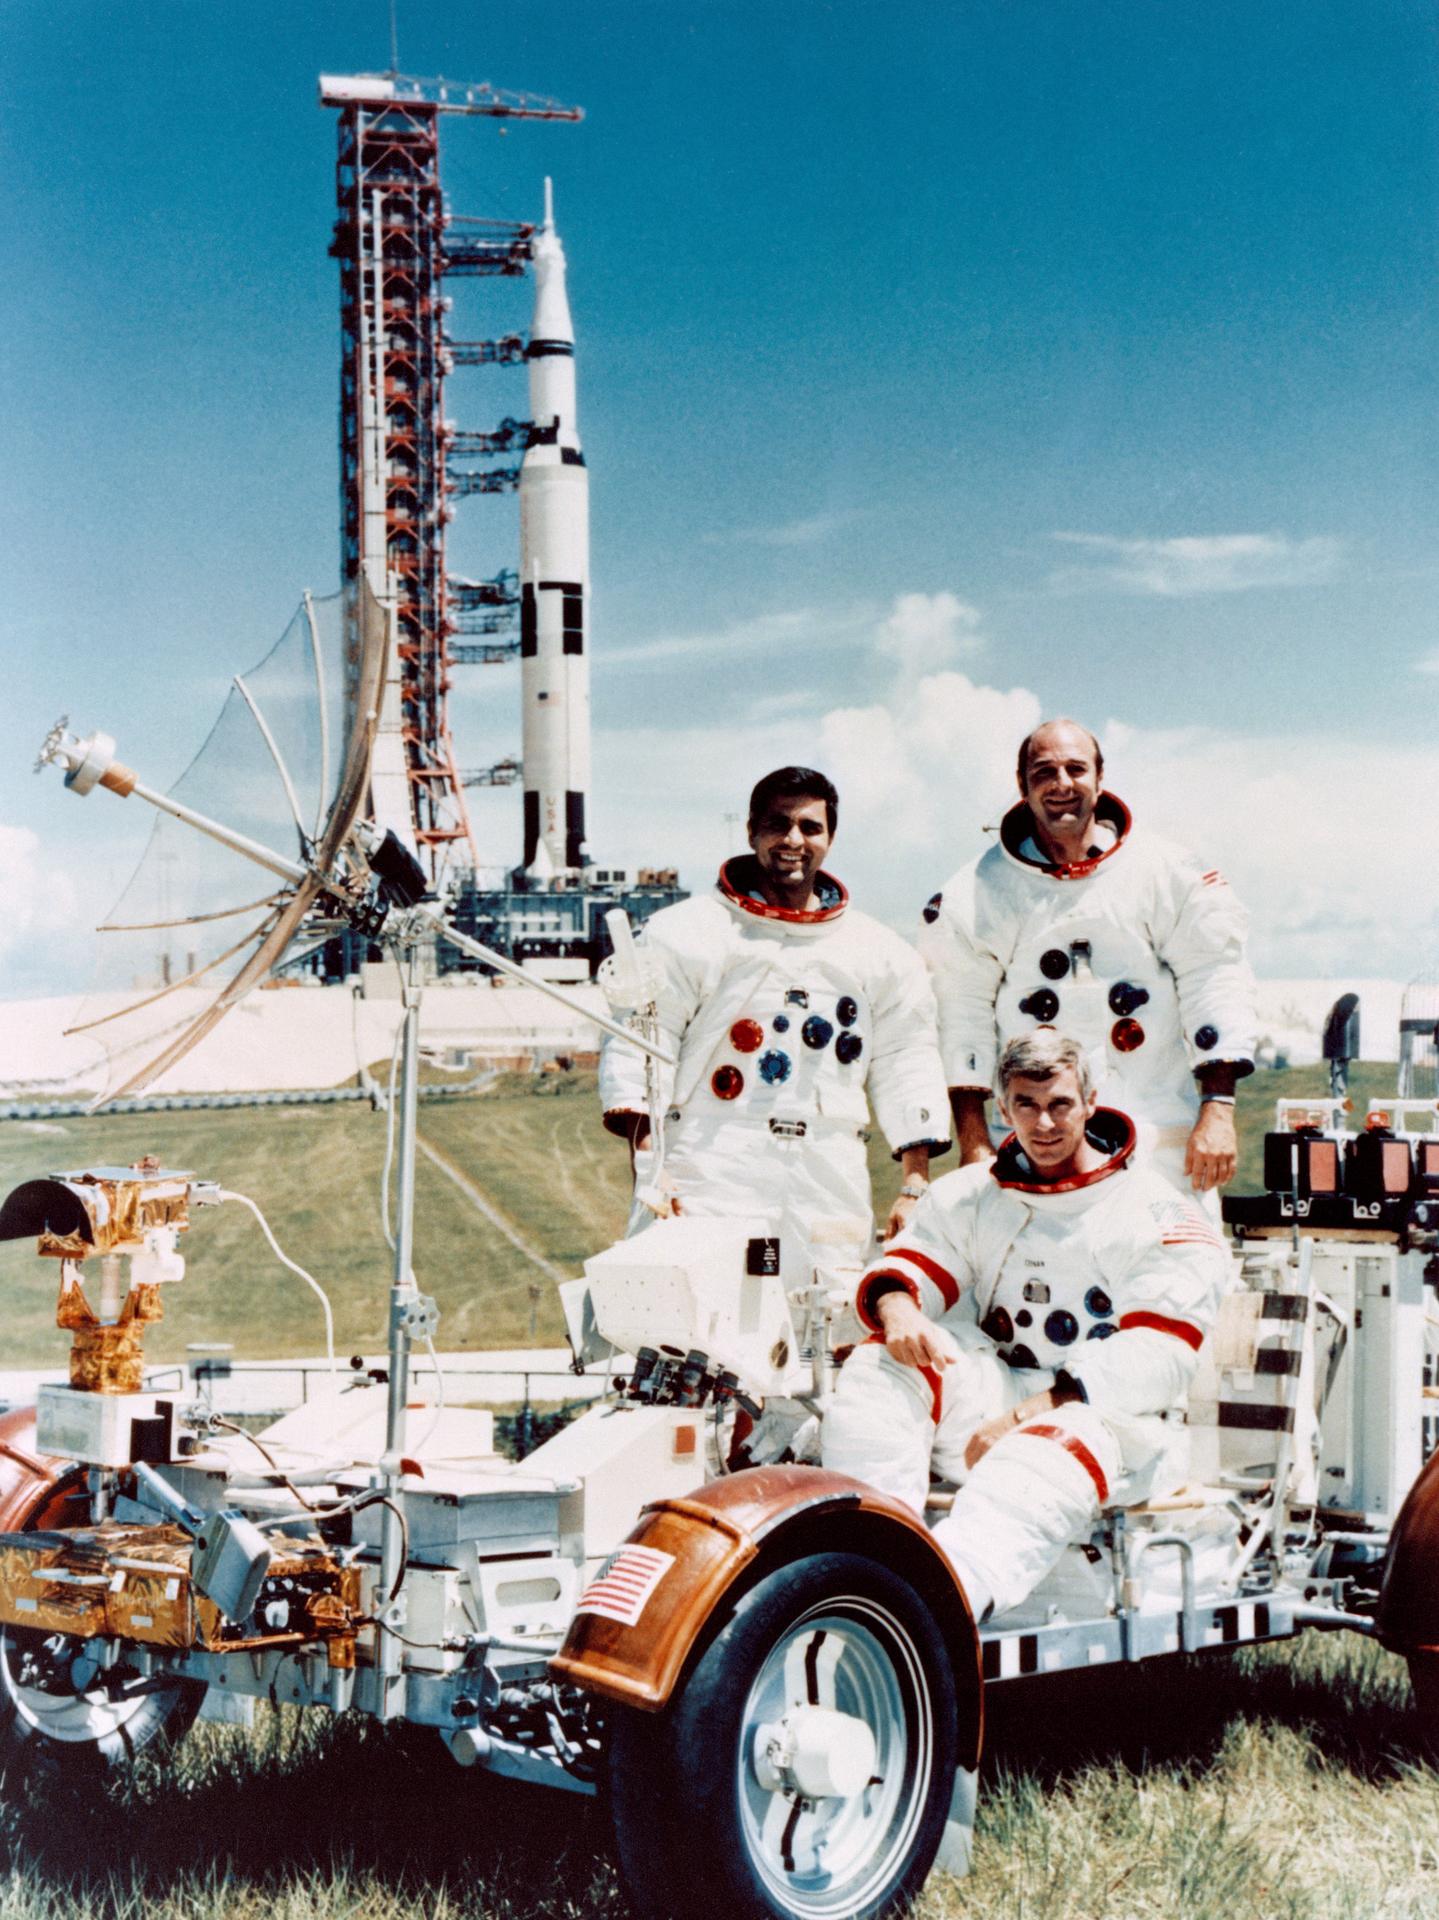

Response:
(920, 717), (1257, 1201)
(599, 766), (950, 1263)
(821, 1030), (1227, 1622)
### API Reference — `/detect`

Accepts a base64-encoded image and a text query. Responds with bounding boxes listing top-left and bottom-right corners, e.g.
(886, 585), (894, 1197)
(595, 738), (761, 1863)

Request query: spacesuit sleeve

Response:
(917, 868), (1005, 1093)
(853, 1186), (973, 1330)
(1062, 1192), (1227, 1417)
(598, 914), (703, 1133)
(866, 942), (952, 1157)
(1151, 851), (1258, 1077)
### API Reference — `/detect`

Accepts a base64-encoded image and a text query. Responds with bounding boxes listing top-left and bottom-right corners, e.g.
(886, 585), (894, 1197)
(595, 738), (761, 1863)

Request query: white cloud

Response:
(872, 592), (985, 675)
(1050, 532), (1344, 597)
(0, 824), (84, 984)
(601, 606), (871, 669)
(591, 592), (1436, 986)
(1101, 728), (1435, 980)
(1415, 651), (1439, 675)
(702, 508), (865, 550)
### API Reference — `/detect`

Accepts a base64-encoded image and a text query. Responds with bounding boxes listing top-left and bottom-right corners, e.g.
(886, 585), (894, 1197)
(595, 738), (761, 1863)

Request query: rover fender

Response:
(1375, 1444), (1439, 1655)
(550, 1463), (984, 1768)
(1374, 1444), (1439, 1721)
(0, 1407), (83, 1532)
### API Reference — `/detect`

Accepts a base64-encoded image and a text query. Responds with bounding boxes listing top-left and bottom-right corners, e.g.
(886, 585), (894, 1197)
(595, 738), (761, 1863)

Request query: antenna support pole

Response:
(378, 936), (427, 1699)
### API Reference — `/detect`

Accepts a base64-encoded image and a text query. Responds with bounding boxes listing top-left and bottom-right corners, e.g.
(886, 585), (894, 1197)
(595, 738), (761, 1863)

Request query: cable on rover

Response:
(217, 1190), (337, 1384)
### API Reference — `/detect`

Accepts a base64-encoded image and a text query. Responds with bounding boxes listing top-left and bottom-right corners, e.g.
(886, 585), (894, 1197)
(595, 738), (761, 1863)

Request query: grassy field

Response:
(0, 1060), (1411, 1369)
(0, 1635), (1434, 1918)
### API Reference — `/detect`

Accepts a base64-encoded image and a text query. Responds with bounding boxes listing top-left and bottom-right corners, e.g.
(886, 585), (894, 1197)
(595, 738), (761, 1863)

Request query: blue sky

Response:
(3, 0), (1436, 997)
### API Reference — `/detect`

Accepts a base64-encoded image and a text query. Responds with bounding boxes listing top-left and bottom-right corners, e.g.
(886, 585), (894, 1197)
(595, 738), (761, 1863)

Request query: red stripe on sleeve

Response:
(1017, 1423), (1110, 1502)
(1118, 1310), (1206, 1350)
(855, 1269), (921, 1332)
(886, 1245), (961, 1311)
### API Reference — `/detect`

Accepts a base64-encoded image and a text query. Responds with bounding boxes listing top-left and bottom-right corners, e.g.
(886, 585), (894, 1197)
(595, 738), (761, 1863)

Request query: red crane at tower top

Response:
(320, 71), (582, 883)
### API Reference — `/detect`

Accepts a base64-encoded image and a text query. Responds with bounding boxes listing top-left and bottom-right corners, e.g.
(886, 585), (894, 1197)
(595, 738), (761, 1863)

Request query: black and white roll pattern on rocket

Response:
(519, 180), (590, 881)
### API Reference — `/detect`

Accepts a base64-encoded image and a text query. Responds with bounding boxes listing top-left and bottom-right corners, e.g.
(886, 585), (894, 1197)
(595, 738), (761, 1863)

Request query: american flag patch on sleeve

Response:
(576, 1545), (676, 1626)
(1150, 1196), (1225, 1249)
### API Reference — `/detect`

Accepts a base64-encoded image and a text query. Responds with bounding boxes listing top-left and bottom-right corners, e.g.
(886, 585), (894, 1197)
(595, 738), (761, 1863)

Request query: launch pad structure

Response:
(320, 71), (684, 984)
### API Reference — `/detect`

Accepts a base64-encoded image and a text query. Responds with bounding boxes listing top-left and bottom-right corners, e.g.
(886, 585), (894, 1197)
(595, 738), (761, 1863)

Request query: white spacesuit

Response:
(599, 857), (949, 1263)
(821, 1109), (1227, 1620)
(920, 792), (1257, 1191)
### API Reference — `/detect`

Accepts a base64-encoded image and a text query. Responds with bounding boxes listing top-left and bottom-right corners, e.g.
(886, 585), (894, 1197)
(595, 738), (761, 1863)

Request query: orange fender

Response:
(0, 1407), (85, 1533)
(1376, 1445), (1439, 1656)
(550, 1465), (984, 1768)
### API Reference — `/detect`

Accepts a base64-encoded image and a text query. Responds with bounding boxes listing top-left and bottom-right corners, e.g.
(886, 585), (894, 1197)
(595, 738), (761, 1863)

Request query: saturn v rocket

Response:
(519, 181), (589, 883)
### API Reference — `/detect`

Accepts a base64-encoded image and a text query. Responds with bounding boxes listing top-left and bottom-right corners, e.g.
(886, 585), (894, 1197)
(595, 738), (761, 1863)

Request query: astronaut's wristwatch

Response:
(897, 1178), (929, 1201)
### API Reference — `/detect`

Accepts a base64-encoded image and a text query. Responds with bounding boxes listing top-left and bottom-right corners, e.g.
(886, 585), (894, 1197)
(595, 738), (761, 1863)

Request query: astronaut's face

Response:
(1021, 723), (1101, 843)
(1002, 1066), (1098, 1179)
(748, 793), (834, 907)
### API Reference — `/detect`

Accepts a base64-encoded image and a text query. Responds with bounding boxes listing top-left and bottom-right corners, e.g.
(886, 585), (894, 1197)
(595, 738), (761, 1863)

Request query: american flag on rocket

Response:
(576, 1545), (676, 1627)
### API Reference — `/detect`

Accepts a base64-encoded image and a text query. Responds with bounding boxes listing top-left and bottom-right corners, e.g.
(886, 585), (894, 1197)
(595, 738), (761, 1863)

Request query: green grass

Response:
(0, 1062), (1413, 1370)
(0, 1635), (1433, 1917)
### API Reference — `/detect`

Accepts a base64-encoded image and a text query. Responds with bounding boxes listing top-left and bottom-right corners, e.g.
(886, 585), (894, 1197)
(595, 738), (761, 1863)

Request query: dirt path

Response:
(415, 1132), (570, 1287)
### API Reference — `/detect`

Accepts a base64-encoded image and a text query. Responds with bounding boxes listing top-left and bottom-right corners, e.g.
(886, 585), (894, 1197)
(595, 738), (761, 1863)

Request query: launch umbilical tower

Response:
(321, 72), (581, 883)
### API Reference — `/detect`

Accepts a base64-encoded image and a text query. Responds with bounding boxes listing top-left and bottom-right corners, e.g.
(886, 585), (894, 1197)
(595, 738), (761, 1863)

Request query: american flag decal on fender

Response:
(576, 1545), (676, 1627)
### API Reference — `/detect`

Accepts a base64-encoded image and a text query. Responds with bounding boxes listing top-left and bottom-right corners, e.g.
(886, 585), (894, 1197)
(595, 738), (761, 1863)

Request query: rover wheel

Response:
(608, 1551), (959, 1920)
(0, 1625), (203, 1776)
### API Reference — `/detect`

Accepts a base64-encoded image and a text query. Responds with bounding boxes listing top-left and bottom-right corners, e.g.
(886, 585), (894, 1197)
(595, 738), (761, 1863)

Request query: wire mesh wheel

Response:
(0, 1625), (203, 1775)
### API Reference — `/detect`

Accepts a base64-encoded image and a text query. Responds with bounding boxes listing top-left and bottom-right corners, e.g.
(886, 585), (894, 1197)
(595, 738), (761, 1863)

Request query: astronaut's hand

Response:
(875, 1294), (957, 1371)
(964, 1388), (1056, 1471)
(883, 1191), (920, 1240)
(1185, 1102), (1237, 1192)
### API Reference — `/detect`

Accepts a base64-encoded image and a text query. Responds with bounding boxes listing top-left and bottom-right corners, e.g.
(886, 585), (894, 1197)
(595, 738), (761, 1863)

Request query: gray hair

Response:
(997, 1031), (1095, 1102)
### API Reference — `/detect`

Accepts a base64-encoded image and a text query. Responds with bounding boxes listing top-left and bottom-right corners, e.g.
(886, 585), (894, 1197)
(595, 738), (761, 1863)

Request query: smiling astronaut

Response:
(920, 718), (1258, 1207)
(599, 766), (950, 1263)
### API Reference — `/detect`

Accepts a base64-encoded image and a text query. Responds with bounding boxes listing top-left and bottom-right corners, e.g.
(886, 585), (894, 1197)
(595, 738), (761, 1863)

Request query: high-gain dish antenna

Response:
(36, 578), (670, 1693)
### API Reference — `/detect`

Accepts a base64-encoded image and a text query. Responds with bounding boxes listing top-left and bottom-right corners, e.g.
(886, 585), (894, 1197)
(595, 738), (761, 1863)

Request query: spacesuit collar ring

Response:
(990, 1106), (1137, 1195)
(998, 791), (1133, 881)
(716, 855), (849, 925)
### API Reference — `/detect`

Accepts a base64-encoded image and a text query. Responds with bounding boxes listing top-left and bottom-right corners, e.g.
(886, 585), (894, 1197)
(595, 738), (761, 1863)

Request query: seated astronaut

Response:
(821, 1028), (1228, 1622)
